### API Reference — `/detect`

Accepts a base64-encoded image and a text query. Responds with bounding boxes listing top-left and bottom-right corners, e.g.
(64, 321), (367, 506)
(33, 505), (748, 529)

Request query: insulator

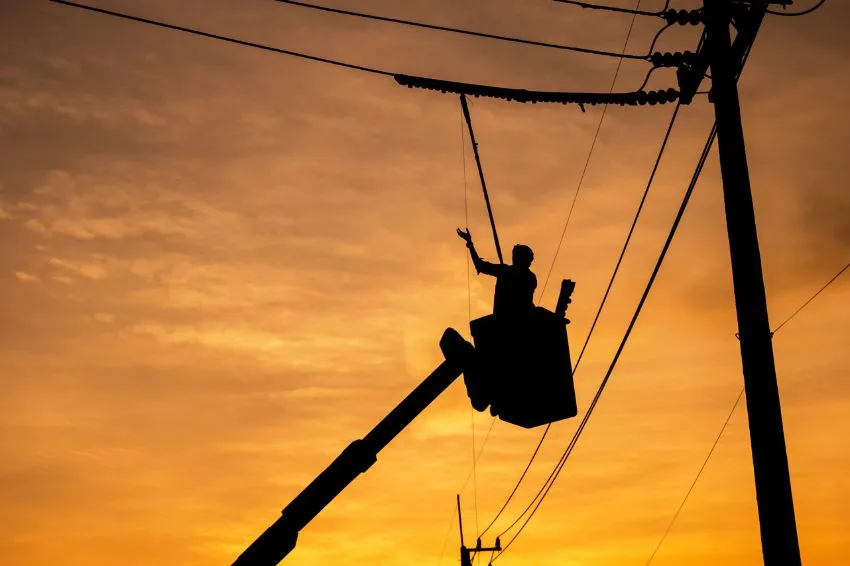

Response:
(664, 8), (703, 26)
(651, 50), (697, 69)
(647, 91), (659, 105)
(666, 88), (679, 102)
(636, 91), (648, 105)
(689, 10), (703, 25)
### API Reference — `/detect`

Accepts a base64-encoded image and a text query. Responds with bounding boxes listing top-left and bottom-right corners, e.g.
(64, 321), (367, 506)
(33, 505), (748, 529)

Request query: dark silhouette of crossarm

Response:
(232, 328), (474, 566)
(395, 74), (680, 106)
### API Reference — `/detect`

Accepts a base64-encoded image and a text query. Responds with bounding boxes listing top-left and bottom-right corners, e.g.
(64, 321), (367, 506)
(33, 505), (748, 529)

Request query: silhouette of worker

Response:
(457, 228), (537, 318)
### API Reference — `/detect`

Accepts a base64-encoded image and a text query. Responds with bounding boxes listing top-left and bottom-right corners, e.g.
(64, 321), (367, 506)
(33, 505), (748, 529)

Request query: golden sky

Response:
(1, 1), (848, 565)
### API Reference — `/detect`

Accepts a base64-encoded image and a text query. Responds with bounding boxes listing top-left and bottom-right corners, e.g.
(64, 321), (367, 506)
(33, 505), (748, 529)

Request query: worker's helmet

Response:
(512, 244), (534, 268)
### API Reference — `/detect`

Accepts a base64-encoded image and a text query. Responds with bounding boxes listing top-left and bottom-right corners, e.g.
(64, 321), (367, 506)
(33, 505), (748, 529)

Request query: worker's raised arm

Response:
(457, 228), (502, 277)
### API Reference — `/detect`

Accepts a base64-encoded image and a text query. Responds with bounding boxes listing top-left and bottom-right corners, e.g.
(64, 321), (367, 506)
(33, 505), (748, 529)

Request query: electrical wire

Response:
(478, 2), (645, 538)
(645, 22), (673, 55)
(460, 418), (498, 493)
(772, 261), (849, 333)
(570, 101), (681, 375)
(644, 257), (849, 565)
(500, 31), (702, 541)
(537, 0), (644, 301)
(493, 123), (718, 562)
(478, 423), (550, 537)
(552, 0), (664, 17)
(643, 387), (744, 566)
(461, 109), (482, 555)
(766, 0), (828, 16)
(52, 0), (666, 108)
(568, 33), (706, 373)
(634, 22), (675, 91)
(438, 416), (496, 566)
(49, 0), (396, 76)
(483, 88), (681, 543)
(274, 0), (649, 60)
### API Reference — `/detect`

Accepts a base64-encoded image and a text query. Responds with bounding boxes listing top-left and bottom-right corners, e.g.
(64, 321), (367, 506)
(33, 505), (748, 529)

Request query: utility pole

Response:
(703, 1), (802, 564)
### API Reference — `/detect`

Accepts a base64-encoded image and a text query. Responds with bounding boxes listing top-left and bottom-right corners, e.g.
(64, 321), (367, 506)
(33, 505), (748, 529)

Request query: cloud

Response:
(48, 257), (108, 280)
(14, 271), (38, 282)
(23, 218), (48, 236)
(1, 1), (849, 565)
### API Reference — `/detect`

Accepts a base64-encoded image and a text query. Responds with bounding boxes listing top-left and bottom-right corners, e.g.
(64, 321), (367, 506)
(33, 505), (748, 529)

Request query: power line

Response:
(484, 88), (681, 546)
(646, 21), (674, 55)
(478, 423), (550, 537)
(570, 101), (681, 377)
(493, 123), (718, 562)
(537, 0), (644, 301)
(479, 3), (645, 538)
(552, 0), (664, 17)
(767, 0), (828, 16)
(644, 257), (849, 565)
(50, 0), (677, 108)
(772, 261), (849, 333)
(274, 0), (649, 59)
(569, 34), (706, 374)
(49, 0), (396, 76)
(643, 387), (744, 566)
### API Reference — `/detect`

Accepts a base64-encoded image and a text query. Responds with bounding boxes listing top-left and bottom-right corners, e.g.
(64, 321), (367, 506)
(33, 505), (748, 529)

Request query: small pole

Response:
(456, 494), (465, 548)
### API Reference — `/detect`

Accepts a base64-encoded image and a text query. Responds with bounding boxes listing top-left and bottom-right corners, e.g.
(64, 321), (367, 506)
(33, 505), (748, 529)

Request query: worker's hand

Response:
(456, 228), (472, 244)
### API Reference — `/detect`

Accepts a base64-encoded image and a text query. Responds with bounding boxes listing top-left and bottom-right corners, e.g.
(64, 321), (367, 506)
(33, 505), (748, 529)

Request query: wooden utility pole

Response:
(703, 1), (802, 564)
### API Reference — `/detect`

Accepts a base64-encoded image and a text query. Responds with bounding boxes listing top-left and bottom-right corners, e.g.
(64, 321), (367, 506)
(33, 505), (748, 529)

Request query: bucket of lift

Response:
(464, 279), (577, 428)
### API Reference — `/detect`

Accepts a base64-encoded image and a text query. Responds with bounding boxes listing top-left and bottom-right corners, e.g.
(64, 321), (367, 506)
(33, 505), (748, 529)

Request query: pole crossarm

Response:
(394, 74), (679, 107)
(676, 1), (772, 103)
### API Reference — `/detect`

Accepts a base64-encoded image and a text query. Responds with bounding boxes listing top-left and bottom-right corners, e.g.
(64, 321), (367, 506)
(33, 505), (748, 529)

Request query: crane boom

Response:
(232, 328), (474, 566)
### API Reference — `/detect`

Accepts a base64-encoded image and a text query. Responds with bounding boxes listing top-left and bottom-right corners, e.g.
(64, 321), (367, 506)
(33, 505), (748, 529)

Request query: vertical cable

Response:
(460, 101), (479, 559)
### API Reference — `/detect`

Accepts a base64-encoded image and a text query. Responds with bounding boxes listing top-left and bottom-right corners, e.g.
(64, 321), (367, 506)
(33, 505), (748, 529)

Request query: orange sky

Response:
(1, 1), (848, 565)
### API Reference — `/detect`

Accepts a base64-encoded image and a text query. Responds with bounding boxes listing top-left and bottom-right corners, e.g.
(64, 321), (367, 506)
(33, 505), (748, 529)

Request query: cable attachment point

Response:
(664, 8), (704, 26)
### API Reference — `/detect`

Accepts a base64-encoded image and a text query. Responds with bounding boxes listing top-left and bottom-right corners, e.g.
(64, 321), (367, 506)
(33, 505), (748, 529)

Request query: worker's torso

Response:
(493, 266), (537, 316)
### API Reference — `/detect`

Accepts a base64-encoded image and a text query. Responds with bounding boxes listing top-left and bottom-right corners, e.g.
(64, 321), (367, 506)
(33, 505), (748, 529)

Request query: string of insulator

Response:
(663, 9), (703, 26)
(394, 74), (679, 107)
(650, 50), (698, 68)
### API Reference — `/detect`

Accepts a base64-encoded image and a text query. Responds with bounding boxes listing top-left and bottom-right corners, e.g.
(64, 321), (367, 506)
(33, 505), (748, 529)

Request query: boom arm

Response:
(233, 328), (474, 566)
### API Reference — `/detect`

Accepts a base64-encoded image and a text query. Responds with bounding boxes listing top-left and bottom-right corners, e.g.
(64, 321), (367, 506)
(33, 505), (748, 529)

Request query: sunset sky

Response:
(1, 1), (848, 565)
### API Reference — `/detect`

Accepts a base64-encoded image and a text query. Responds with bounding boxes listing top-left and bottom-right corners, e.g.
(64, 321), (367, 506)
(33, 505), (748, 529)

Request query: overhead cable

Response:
(274, 0), (648, 59)
(645, 257), (849, 565)
(568, 102), (681, 377)
(552, 0), (663, 17)
(480, 4), (645, 537)
(51, 0), (677, 108)
(493, 123), (718, 562)
(49, 0), (395, 76)
(772, 261), (849, 333)
(766, 0), (828, 16)
(538, 3), (652, 305)
(567, 35), (706, 370)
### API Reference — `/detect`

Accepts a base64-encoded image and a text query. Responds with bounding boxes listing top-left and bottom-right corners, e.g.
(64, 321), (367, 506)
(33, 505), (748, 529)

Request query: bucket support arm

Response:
(232, 328), (473, 566)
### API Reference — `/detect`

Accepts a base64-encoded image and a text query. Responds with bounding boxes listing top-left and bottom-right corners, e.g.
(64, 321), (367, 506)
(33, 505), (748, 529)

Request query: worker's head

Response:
(512, 244), (534, 268)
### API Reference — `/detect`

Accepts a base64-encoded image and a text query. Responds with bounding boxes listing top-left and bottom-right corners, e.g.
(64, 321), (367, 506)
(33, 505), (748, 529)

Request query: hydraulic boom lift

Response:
(233, 280), (577, 565)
